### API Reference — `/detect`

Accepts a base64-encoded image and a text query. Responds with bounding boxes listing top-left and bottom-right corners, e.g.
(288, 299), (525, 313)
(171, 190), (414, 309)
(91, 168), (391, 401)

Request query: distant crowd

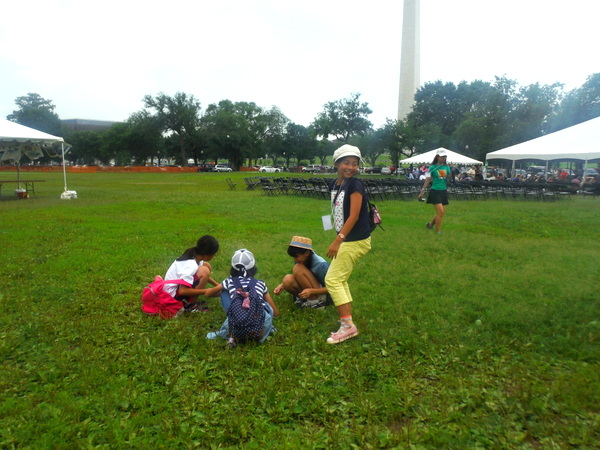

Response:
(405, 164), (598, 190)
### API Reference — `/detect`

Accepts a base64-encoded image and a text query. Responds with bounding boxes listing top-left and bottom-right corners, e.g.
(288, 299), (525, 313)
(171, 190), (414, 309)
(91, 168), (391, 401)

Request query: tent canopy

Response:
(0, 119), (73, 196)
(400, 148), (483, 165)
(0, 119), (65, 164)
(486, 117), (600, 162)
(0, 119), (64, 146)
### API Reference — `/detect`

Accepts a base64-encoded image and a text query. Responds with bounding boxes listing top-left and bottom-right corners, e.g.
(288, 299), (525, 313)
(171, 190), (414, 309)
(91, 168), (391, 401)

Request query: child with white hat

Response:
(325, 144), (372, 344)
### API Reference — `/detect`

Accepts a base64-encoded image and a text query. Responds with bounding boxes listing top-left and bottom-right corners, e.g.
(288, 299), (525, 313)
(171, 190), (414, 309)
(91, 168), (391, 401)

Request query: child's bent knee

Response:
(197, 265), (211, 277)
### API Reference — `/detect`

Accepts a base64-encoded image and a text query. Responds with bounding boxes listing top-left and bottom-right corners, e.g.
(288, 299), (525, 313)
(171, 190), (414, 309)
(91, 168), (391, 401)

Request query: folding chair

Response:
(260, 177), (278, 195)
(226, 178), (237, 190)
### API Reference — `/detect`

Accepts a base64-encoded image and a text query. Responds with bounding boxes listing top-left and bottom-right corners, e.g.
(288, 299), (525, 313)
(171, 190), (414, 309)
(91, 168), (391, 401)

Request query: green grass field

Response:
(1, 171), (599, 448)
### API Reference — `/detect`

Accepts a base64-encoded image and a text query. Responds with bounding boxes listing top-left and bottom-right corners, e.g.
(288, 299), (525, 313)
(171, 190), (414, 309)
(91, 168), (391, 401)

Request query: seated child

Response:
(273, 236), (332, 308)
(163, 235), (220, 313)
(205, 249), (279, 345)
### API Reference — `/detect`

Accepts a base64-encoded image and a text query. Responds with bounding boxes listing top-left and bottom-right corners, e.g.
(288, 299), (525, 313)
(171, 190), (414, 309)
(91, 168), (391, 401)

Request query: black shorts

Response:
(426, 189), (449, 205)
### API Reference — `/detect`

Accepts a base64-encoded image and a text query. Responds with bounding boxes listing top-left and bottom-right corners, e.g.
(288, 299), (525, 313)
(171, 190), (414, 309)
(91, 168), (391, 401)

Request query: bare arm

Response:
(178, 286), (210, 297)
(273, 283), (284, 295)
(298, 286), (328, 299)
(264, 292), (279, 317)
(204, 284), (223, 298)
(418, 177), (431, 199)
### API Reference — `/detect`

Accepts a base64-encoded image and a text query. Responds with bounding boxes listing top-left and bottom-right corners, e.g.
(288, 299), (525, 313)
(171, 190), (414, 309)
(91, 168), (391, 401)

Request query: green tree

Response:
(357, 129), (386, 167)
(185, 126), (210, 166)
(262, 106), (290, 166)
(550, 73), (600, 131)
(410, 81), (467, 138)
(202, 100), (284, 169)
(236, 103), (284, 166)
(66, 130), (103, 165)
(282, 123), (316, 166)
(143, 92), (202, 164)
(313, 132), (336, 167)
(100, 123), (133, 166)
(451, 77), (516, 159)
(372, 119), (441, 167)
(8, 93), (64, 137)
(202, 100), (253, 169)
(312, 93), (373, 141)
(510, 82), (562, 142)
(126, 111), (165, 166)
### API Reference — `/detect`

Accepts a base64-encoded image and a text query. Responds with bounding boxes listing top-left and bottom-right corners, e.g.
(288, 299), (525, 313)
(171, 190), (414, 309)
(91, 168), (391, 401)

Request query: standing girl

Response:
(163, 235), (220, 312)
(325, 144), (371, 344)
(419, 149), (451, 234)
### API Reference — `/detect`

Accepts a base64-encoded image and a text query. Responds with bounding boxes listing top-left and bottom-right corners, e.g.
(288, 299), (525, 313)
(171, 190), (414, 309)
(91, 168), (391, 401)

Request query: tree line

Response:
(6, 73), (599, 169)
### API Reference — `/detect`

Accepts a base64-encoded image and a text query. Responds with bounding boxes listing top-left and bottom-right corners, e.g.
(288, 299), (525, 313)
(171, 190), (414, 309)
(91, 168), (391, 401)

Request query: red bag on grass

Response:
(141, 276), (192, 319)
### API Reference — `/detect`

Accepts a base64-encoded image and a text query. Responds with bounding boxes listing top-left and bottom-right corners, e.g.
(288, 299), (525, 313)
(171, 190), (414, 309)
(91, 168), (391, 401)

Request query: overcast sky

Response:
(1, 0), (597, 129)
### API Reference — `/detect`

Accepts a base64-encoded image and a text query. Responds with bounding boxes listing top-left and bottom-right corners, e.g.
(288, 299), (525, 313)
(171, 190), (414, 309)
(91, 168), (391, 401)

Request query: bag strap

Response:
(231, 277), (258, 293)
(248, 278), (258, 292)
(145, 279), (192, 300)
(332, 181), (344, 205)
(146, 279), (192, 288)
(162, 279), (192, 286)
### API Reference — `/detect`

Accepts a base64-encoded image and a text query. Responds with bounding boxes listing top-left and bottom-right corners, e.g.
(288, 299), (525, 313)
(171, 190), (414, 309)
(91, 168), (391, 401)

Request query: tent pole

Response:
(62, 142), (68, 191)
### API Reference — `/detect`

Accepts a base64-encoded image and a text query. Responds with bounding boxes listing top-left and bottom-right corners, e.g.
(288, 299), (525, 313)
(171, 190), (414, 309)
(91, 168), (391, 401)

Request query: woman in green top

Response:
(418, 149), (451, 234)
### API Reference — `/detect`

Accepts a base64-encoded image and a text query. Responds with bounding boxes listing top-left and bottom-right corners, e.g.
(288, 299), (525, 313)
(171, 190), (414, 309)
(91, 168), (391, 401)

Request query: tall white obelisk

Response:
(397, 0), (420, 121)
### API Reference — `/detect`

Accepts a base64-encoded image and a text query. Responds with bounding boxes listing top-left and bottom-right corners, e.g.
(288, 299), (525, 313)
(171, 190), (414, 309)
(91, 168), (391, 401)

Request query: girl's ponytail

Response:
(177, 247), (197, 261)
(176, 235), (219, 261)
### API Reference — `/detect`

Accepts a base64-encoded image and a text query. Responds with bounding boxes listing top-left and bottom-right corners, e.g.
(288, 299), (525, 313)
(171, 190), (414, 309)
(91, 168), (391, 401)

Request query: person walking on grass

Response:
(163, 235), (220, 312)
(325, 144), (371, 345)
(273, 236), (332, 309)
(419, 149), (451, 235)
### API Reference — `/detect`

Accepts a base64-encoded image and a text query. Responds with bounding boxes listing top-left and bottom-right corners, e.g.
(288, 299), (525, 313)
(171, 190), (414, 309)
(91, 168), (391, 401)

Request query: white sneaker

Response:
(303, 294), (328, 309)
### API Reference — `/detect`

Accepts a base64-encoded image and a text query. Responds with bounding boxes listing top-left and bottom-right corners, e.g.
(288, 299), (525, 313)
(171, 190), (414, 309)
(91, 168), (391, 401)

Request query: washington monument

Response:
(397, 0), (420, 121)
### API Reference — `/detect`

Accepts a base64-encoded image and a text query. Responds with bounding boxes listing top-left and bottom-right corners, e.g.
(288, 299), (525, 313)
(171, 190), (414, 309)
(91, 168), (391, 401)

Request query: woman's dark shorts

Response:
(426, 189), (449, 205)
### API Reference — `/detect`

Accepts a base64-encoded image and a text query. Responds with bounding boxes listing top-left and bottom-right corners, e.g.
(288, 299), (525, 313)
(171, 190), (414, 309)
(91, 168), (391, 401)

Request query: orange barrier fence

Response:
(0, 165), (264, 173)
(0, 165), (199, 173)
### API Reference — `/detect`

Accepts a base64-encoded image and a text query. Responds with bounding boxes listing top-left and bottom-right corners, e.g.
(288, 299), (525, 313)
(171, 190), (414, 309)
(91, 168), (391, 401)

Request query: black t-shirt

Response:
(330, 177), (371, 242)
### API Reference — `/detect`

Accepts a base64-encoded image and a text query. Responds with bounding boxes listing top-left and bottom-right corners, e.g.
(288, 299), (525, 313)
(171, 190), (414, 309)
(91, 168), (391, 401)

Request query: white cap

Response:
(231, 249), (255, 270)
(436, 149), (448, 157)
(333, 144), (363, 163)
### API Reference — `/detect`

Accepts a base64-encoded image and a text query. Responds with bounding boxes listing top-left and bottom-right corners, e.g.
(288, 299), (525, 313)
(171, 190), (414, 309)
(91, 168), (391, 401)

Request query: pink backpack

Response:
(141, 276), (192, 319)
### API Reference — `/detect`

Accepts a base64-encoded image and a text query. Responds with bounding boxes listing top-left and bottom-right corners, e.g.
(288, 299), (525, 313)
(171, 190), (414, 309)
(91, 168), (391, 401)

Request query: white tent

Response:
(400, 147), (483, 165)
(486, 117), (600, 163)
(0, 119), (65, 146)
(0, 119), (75, 198)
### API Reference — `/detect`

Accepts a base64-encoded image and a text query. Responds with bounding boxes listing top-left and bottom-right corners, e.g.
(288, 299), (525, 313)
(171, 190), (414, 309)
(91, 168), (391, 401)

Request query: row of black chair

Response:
(257, 177), (330, 198)
(250, 176), (595, 202)
(447, 181), (578, 201)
